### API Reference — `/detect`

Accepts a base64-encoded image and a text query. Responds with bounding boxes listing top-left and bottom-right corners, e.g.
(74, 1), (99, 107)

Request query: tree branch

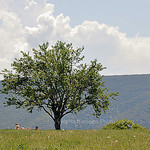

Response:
(40, 105), (54, 120)
(61, 109), (73, 118)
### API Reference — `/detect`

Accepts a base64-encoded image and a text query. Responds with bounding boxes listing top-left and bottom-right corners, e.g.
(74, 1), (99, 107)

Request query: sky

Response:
(0, 0), (150, 79)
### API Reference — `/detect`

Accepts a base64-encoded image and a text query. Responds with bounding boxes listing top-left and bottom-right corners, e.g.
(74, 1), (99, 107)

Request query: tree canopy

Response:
(1, 41), (118, 130)
(102, 119), (146, 130)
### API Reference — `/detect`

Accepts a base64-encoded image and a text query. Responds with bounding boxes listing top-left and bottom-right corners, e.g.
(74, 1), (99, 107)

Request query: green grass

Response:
(0, 129), (150, 150)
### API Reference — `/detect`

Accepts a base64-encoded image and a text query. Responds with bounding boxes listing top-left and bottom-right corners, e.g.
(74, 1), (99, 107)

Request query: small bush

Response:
(102, 119), (146, 130)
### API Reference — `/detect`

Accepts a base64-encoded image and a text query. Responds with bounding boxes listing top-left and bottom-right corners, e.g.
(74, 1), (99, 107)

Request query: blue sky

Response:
(49, 0), (150, 37)
(0, 0), (150, 78)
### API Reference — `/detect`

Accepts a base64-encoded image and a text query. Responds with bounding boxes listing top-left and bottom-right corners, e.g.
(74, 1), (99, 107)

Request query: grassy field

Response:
(0, 129), (150, 150)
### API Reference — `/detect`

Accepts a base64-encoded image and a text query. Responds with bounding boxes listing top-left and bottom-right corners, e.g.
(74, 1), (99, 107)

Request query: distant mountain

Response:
(0, 74), (150, 130)
(103, 74), (150, 128)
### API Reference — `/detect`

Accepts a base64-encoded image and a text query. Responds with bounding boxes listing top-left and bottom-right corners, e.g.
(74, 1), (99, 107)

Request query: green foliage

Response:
(0, 129), (150, 149)
(102, 119), (146, 130)
(0, 41), (118, 130)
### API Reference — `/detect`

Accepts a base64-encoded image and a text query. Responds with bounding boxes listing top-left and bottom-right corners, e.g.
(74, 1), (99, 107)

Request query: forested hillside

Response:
(103, 74), (150, 129)
(0, 74), (150, 130)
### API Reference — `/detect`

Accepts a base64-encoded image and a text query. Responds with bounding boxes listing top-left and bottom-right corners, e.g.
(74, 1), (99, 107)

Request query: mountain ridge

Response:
(0, 74), (150, 130)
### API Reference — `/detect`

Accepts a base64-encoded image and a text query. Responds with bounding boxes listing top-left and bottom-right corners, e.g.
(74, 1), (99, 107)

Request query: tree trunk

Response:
(54, 114), (61, 130)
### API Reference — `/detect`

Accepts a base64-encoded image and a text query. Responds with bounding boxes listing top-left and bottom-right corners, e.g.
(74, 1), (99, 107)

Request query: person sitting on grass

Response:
(15, 123), (20, 130)
(34, 126), (39, 130)
(127, 124), (132, 129)
(21, 127), (26, 130)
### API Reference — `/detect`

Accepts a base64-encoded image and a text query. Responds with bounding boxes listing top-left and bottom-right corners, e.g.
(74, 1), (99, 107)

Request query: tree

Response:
(1, 41), (118, 130)
(102, 119), (146, 130)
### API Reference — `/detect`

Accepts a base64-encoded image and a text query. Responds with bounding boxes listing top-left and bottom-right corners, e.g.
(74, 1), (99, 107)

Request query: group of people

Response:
(15, 123), (39, 130)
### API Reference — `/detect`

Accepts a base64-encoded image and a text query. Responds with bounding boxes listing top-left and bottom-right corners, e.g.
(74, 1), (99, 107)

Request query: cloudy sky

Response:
(0, 0), (150, 79)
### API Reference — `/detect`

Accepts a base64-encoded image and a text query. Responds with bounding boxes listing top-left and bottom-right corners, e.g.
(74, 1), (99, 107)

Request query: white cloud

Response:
(24, 0), (37, 9)
(0, 9), (28, 72)
(0, 0), (150, 79)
